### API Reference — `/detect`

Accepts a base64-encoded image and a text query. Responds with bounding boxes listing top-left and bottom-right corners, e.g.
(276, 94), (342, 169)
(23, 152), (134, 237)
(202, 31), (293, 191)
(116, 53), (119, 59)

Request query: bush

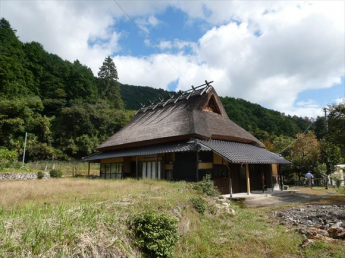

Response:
(0, 148), (18, 170)
(332, 174), (342, 189)
(129, 211), (179, 258)
(192, 174), (219, 196)
(37, 171), (44, 179)
(190, 197), (206, 214)
(49, 169), (63, 178)
(315, 163), (327, 178)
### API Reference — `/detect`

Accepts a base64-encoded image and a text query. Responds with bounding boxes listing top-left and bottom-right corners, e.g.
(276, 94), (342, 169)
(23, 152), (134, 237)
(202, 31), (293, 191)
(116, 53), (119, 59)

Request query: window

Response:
(199, 151), (213, 162)
(100, 163), (123, 179)
(141, 161), (162, 180)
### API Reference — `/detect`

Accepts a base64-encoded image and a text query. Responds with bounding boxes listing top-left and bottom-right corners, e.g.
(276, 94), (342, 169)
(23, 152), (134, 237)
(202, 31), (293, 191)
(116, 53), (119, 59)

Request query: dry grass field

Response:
(0, 178), (344, 257)
(1, 161), (100, 176)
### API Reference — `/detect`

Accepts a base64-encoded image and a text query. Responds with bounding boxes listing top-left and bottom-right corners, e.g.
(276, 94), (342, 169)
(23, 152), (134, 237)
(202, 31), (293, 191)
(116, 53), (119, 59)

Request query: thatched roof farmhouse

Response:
(84, 81), (289, 194)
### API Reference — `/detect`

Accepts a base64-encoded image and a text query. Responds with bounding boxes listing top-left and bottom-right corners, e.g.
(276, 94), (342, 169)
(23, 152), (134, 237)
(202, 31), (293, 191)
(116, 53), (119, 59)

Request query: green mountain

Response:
(121, 84), (171, 110)
(0, 18), (318, 161)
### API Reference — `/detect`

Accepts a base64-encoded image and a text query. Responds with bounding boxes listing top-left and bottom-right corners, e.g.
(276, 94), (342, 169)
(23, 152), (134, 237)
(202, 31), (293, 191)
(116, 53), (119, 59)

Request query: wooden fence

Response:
(25, 161), (100, 176)
(294, 177), (344, 187)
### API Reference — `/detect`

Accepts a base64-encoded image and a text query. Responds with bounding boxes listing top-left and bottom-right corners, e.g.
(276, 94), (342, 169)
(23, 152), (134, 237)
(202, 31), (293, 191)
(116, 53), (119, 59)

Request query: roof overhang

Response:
(83, 139), (290, 165)
(198, 139), (290, 165)
(83, 141), (210, 162)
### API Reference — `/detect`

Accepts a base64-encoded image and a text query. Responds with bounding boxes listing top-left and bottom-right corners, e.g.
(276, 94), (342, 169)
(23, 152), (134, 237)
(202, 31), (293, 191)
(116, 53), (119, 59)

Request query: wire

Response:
(278, 115), (319, 154)
(277, 100), (334, 154)
(111, 0), (193, 87)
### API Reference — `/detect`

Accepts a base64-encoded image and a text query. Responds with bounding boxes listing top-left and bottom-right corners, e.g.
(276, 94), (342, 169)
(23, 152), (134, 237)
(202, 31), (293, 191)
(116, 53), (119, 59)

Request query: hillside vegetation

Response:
(1, 178), (344, 257)
(0, 18), (324, 162)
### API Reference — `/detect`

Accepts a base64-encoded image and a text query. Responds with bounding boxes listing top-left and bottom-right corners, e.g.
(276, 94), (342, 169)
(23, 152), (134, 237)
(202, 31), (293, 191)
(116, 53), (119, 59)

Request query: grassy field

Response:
(0, 179), (344, 257)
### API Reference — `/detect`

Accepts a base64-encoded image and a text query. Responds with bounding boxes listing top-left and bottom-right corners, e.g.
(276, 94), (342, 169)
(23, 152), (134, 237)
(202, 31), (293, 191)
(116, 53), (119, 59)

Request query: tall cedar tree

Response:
(97, 56), (124, 109)
(327, 103), (345, 159)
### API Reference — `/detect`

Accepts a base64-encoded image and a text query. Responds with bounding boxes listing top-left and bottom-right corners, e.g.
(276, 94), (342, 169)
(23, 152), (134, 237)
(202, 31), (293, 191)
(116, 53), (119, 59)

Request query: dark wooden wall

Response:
(173, 152), (197, 181)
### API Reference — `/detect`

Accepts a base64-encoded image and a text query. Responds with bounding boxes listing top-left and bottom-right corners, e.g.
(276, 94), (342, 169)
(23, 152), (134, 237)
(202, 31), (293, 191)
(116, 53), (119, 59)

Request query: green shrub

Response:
(0, 148), (18, 170)
(49, 169), (63, 178)
(190, 197), (206, 214)
(129, 211), (178, 258)
(315, 163), (327, 178)
(332, 174), (342, 189)
(192, 174), (219, 196)
(37, 171), (44, 179)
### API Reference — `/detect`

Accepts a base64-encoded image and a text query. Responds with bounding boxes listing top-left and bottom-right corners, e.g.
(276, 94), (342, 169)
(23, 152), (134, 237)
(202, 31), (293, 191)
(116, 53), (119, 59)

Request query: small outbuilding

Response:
(83, 81), (289, 194)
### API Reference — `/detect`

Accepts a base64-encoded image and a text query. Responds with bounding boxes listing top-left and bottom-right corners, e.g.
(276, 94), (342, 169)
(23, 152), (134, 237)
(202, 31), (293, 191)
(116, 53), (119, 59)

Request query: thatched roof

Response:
(97, 83), (264, 151)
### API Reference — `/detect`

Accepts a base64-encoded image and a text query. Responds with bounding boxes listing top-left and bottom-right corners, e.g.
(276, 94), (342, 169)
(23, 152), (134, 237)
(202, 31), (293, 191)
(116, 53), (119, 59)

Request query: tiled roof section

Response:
(83, 142), (210, 161)
(84, 139), (289, 164)
(198, 139), (290, 164)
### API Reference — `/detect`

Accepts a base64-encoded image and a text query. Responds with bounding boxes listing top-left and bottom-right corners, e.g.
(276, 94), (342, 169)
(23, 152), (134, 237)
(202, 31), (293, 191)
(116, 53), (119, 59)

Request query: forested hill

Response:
(0, 18), (316, 161)
(120, 84), (171, 110)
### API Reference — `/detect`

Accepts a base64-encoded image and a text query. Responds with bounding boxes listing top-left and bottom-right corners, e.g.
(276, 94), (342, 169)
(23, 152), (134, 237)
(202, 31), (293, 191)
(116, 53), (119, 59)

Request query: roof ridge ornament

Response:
(153, 98), (165, 110)
(137, 80), (214, 113)
(174, 91), (185, 103)
(163, 94), (175, 107)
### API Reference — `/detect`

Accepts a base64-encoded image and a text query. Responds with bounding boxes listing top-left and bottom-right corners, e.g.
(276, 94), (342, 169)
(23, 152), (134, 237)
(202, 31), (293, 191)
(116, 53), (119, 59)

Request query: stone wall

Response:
(0, 172), (50, 180)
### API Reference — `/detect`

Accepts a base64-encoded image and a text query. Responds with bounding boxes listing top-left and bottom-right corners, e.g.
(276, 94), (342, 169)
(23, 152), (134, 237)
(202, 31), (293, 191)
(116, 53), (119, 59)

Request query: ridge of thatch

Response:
(97, 82), (264, 151)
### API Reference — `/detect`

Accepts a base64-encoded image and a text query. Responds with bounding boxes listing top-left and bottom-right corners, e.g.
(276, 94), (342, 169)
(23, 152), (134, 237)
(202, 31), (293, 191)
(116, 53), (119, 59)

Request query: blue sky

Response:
(1, 0), (344, 117)
(115, 6), (207, 57)
(296, 77), (345, 109)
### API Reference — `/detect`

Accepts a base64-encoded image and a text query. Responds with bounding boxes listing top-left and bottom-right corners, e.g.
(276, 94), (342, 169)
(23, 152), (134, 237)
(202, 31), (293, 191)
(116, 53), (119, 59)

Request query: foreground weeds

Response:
(0, 178), (344, 257)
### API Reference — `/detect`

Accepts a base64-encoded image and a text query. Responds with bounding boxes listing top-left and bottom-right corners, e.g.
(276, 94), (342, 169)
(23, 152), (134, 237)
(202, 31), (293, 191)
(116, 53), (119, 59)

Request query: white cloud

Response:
(1, 0), (344, 118)
(158, 40), (172, 50)
(135, 15), (161, 34)
(148, 15), (160, 27)
(193, 2), (345, 116)
(290, 99), (323, 118)
(157, 39), (198, 53)
(115, 54), (226, 91)
(334, 98), (345, 105)
(1, 0), (122, 73)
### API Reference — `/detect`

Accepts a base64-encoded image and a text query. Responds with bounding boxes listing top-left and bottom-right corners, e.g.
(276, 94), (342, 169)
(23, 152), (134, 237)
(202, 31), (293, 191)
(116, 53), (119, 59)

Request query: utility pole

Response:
(22, 132), (27, 168)
(323, 108), (329, 189)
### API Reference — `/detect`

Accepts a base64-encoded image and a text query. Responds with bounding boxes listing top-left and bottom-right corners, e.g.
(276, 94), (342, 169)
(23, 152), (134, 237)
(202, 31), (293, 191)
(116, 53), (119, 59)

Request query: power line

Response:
(278, 114), (320, 154)
(277, 97), (340, 155)
(112, 0), (193, 87)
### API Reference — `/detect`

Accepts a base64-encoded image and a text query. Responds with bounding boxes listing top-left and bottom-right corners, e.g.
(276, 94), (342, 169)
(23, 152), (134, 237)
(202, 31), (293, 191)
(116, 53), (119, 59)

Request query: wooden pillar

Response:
(261, 166), (265, 193)
(136, 157), (138, 179)
(224, 159), (233, 198)
(245, 163), (250, 195)
(278, 165), (283, 191)
(87, 162), (90, 177)
(270, 165), (274, 192)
